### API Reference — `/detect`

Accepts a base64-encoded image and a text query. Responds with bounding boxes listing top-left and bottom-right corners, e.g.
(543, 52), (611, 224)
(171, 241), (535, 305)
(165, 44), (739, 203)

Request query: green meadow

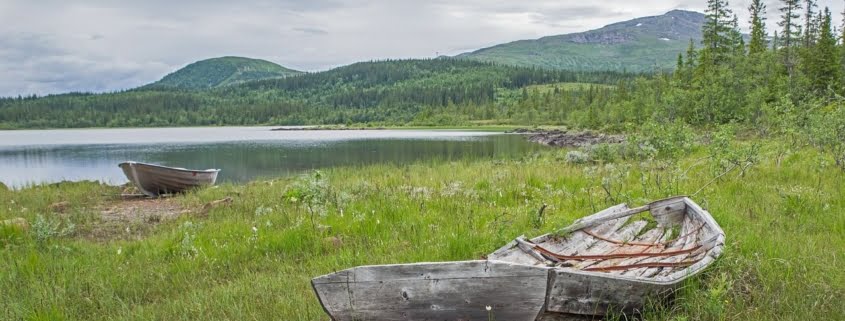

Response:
(1, 133), (843, 320)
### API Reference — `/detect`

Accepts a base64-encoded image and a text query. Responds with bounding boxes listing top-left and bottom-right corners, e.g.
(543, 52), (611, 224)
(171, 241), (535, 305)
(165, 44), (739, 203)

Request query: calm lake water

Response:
(0, 127), (543, 188)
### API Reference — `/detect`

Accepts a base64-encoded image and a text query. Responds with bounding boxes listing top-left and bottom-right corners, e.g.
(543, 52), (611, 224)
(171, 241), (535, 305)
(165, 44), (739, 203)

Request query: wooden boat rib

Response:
(119, 161), (220, 197)
(312, 196), (725, 320)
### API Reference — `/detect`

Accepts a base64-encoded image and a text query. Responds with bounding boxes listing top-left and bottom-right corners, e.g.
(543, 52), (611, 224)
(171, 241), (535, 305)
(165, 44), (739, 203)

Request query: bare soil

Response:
(81, 197), (190, 241)
(75, 195), (233, 241)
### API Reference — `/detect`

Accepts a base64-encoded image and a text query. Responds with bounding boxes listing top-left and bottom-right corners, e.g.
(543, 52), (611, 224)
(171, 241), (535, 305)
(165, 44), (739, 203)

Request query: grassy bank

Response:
(1, 138), (843, 320)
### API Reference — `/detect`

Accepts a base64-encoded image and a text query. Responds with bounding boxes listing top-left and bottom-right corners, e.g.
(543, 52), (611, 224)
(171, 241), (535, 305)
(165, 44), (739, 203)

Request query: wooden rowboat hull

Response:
(488, 197), (725, 316)
(312, 261), (550, 321)
(119, 161), (220, 197)
(312, 197), (725, 320)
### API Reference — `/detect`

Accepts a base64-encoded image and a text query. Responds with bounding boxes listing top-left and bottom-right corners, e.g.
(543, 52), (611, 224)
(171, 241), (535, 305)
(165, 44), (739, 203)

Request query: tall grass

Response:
(0, 138), (843, 320)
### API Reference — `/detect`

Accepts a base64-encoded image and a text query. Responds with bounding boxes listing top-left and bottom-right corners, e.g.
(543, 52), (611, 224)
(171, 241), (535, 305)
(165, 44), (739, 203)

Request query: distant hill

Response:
(148, 56), (302, 90)
(0, 59), (633, 128)
(457, 10), (706, 72)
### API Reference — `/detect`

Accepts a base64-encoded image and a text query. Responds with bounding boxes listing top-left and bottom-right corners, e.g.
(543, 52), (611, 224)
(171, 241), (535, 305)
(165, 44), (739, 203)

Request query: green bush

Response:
(586, 144), (618, 163)
(563, 150), (591, 164)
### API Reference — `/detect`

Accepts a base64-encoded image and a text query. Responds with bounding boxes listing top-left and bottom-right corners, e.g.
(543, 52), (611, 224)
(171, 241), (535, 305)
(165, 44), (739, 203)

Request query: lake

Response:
(0, 127), (543, 188)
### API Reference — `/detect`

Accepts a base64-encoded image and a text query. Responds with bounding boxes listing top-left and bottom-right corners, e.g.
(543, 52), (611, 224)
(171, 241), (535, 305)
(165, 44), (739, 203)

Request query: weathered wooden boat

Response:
(119, 161), (220, 197)
(312, 196), (724, 320)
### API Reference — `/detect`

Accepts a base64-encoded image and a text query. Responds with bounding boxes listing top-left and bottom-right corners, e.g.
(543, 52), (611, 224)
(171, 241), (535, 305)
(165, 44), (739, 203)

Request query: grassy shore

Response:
(1, 138), (843, 320)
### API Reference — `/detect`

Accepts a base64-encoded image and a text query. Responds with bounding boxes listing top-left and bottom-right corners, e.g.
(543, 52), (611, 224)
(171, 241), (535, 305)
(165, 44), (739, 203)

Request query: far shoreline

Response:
(0, 124), (528, 133)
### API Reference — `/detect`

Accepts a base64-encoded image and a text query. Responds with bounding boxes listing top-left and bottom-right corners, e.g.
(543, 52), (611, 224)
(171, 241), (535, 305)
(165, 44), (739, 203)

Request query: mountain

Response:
(457, 10), (706, 72)
(0, 59), (633, 128)
(148, 56), (302, 90)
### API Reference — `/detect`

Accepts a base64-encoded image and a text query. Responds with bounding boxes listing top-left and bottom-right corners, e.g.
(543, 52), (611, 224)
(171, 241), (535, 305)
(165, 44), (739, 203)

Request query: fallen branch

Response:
(692, 163), (738, 196)
(195, 197), (233, 217)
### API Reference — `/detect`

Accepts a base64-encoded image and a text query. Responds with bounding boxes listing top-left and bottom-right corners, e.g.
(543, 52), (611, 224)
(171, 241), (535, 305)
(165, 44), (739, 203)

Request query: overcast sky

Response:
(1, 0), (842, 97)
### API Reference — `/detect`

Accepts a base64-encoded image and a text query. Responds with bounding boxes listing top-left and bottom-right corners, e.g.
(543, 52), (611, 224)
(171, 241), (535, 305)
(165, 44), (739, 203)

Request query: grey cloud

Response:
(0, 31), (169, 95)
(293, 27), (329, 35)
(0, 33), (67, 60)
(0, 0), (843, 96)
(540, 6), (631, 20)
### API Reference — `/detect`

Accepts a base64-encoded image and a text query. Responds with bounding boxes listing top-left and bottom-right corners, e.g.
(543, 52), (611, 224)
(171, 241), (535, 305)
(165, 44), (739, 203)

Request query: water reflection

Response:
(0, 131), (542, 187)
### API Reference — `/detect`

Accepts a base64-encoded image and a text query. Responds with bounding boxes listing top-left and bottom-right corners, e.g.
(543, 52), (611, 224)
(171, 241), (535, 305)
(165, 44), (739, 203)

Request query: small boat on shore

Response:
(119, 161), (220, 197)
(312, 196), (724, 320)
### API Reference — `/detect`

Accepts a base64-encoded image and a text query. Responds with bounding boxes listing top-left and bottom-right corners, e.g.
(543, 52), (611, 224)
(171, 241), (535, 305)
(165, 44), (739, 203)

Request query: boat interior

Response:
(489, 197), (724, 280)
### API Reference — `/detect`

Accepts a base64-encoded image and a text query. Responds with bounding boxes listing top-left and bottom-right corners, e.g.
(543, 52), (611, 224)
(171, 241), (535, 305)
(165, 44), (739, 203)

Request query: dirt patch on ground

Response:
(77, 196), (233, 241)
(80, 198), (190, 241)
(509, 128), (625, 147)
(101, 198), (188, 223)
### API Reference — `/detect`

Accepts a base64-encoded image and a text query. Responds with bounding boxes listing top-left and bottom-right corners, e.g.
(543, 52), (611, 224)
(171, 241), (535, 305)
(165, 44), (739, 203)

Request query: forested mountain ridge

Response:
(457, 10), (706, 72)
(0, 59), (633, 128)
(146, 56), (302, 90)
(1, 2), (842, 132)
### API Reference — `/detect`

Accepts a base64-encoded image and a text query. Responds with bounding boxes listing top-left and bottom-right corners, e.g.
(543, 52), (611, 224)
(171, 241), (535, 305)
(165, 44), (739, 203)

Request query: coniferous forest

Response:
(1, 1), (843, 134)
(0, 60), (632, 128)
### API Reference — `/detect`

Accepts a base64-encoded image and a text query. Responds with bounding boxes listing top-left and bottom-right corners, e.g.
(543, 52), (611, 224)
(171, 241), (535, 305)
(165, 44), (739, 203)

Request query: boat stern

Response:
(312, 260), (550, 321)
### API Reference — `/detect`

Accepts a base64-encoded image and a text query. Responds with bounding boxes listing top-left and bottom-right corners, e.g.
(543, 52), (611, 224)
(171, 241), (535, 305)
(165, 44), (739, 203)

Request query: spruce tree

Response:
(779, 0), (803, 77)
(748, 0), (768, 55)
(685, 39), (698, 68)
(802, 0), (818, 47)
(841, 8), (845, 89)
(840, 8), (844, 49)
(701, 0), (734, 65)
(729, 15), (746, 55)
(676, 53), (688, 85)
(805, 8), (840, 94)
(677, 53), (685, 70)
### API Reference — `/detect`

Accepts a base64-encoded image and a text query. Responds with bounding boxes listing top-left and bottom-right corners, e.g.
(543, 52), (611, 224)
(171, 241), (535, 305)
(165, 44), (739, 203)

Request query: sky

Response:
(1, 0), (843, 97)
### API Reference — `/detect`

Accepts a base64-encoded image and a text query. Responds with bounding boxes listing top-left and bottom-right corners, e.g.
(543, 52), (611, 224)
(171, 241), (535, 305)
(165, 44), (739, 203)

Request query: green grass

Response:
(1, 138), (843, 320)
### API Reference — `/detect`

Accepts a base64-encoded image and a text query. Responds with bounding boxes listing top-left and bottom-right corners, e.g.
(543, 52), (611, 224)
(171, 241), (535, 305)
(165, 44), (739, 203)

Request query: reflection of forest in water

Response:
(0, 135), (543, 187)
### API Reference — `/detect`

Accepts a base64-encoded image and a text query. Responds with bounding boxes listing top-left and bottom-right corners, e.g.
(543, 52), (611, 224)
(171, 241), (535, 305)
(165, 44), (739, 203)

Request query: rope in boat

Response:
(581, 223), (706, 248)
(582, 259), (703, 272)
(531, 243), (703, 261)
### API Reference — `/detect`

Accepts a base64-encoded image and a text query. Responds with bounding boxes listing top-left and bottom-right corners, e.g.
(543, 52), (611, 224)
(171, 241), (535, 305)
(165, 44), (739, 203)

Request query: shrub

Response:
(634, 120), (695, 160)
(708, 124), (760, 176)
(564, 150), (591, 164)
(587, 144), (618, 163)
(806, 102), (845, 170)
(285, 170), (332, 215)
(31, 214), (74, 243)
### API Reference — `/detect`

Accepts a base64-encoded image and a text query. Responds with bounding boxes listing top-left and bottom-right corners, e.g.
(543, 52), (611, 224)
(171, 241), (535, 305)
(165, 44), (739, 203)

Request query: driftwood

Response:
(194, 197), (233, 217)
